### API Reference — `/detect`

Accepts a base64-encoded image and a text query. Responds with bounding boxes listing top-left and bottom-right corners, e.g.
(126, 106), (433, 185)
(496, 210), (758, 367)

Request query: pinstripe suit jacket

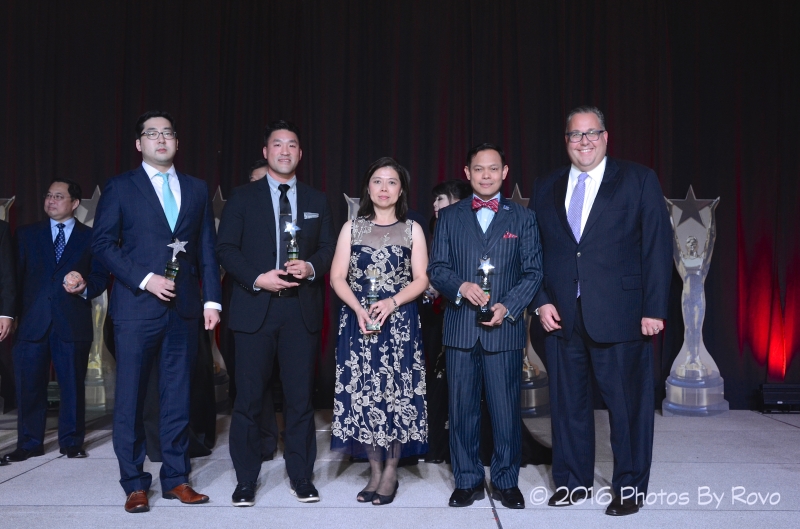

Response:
(428, 196), (543, 353)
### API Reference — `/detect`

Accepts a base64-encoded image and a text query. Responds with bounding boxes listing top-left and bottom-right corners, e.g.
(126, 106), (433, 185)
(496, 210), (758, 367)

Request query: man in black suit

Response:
(92, 111), (222, 513)
(530, 106), (672, 516)
(2, 179), (108, 464)
(428, 143), (542, 509)
(217, 120), (336, 506)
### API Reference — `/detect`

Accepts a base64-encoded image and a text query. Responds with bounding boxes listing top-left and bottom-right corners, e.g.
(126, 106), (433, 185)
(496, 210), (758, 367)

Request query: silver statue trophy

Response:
(365, 266), (382, 332)
(166, 239), (188, 282)
(662, 186), (729, 417)
(285, 221), (300, 262)
(477, 257), (495, 323)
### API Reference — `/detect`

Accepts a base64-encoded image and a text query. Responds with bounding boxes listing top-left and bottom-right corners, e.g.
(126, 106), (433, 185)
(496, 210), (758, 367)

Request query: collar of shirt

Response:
(473, 192), (501, 233)
(50, 216), (76, 243)
(142, 161), (177, 181)
(266, 172), (297, 194)
(142, 161), (181, 209)
(565, 156), (607, 231)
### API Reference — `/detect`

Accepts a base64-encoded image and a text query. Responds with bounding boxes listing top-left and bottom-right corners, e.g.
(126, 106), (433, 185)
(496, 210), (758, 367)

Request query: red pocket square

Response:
(503, 231), (518, 239)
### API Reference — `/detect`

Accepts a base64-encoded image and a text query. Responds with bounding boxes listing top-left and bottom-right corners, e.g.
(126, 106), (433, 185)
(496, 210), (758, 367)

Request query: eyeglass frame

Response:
(140, 130), (178, 140)
(43, 193), (74, 202)
(565, 130), (606, 143)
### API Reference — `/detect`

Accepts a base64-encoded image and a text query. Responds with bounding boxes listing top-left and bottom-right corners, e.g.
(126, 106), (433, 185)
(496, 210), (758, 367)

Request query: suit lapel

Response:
(258, 177), (277, 247)
(553, 169), (575, 243)
(173, 171), (193, 233)
(54, 220), (85, 271)
(456, 199), (485, 248)
(582, 158), (621, 239)
(131, 167), (172, 232)
(483, 197), (513, 252)
(39, 220), (57, 266)
(295, 181), (310, 234)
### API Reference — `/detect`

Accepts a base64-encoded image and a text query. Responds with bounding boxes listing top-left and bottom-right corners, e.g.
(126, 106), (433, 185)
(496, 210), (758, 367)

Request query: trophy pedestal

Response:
(521, 372), (550, 417)
(47, 381), (60, 408)
(85, 378), (107, 412)
(662, 370), (729, 417)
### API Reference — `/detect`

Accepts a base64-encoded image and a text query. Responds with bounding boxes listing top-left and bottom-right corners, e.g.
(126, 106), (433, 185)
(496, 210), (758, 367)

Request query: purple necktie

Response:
(567, 173), (588, 296)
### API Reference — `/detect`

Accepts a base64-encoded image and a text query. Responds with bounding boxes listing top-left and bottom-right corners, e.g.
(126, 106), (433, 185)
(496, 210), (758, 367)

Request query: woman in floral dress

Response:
(330, 157), (429, 505)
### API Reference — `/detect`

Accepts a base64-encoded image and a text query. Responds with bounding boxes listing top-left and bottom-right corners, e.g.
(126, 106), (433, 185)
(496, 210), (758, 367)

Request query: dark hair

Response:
(465, 142), (506, 167)
(248, 158), (270, 178)
(357, 157), (410, 222)
(565, 105), (606, 131)
(432, 179), (472, 202)
(135, 110), (176, 137)
(263, 120), (301, 146)
(50, 178), (82, 203)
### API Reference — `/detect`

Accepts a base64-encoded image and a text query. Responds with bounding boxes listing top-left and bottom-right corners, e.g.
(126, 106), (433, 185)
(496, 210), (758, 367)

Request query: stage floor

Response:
(1, 409), (799, 528)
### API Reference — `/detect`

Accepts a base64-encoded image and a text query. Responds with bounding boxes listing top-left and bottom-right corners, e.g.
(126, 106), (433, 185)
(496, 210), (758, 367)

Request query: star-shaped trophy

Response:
(212, 186), (226, 233)
(509, 184), (530, 208)
(165, 239), (188, 282)
(75, 186), (101, 227)
(344, 194), (360, 220)
(476, 257), (495, 323)
(285, 220), (300, 261)
(0, 196), (15, 222)
(668, 185), (715, 227)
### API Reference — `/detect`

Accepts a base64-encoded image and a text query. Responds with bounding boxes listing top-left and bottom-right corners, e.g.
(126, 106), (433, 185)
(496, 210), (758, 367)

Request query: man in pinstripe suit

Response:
(428, 143), (543, 509)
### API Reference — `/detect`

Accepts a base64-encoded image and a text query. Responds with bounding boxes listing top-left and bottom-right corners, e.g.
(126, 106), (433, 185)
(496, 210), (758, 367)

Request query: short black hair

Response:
(465, 142), (506, 167)
(431, 179), (472, 201)
(248, 158), (270, 178)
(565, 106), (606, 131)
(357, 157), (410, 222)
(50, 178), (82, 204)
(263, 120), (301, 146)
(135, 110), (176, 137)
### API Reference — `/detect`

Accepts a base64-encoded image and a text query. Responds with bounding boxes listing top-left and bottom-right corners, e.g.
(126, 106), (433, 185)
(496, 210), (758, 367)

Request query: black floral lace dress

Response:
(330, 218), (428, 460)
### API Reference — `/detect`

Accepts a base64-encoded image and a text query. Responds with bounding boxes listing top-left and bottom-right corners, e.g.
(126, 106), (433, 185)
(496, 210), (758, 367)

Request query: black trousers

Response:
(547, 298), (655, 496)
(229, 297), (318, 483)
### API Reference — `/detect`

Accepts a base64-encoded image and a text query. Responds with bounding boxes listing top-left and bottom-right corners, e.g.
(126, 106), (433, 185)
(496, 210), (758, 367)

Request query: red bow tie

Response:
(472, 197), (499, 213)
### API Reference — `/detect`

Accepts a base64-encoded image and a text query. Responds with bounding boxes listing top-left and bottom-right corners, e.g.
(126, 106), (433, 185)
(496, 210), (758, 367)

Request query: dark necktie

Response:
(54, 223), (66, 263)
(278, 184), (292, 268)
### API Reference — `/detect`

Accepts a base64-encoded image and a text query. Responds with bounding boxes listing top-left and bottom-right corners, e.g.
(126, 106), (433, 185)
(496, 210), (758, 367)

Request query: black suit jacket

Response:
(92, 166), (222, 320)
(15, 219), (109, 342)
(216, 177), (336, 334)
(428, 196), (543, 352)
(529, 157), (672, 343)
(0, 220), (15, 318)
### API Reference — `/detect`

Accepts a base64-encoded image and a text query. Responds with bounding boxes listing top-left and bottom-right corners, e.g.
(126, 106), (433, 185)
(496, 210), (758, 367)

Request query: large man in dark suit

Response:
(2, 179), (108, 464)
(530, 106), (672, 516)
(428, 143), (542, 510)
(217, 120), (336, 507)
(92, 111), (222, 513)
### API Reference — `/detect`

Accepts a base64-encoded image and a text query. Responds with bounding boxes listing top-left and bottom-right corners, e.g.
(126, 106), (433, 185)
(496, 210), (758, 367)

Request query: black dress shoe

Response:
(372, 480), (399, 505)
(548, 487), (591, 506)
(449, 485), (485, 507)
(2, 447), (44, 463)
(290, 478), (320, 503)
(0, 459), (7, 466)
(490, 484), (525, 509)
(232, 481), (257, 507)
(60, 446), (88, 458)
(605, 497), (640, 516)
(261, 452), (275, 462)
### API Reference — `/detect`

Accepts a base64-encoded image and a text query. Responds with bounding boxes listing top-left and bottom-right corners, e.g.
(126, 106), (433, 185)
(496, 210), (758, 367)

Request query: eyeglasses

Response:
(140, 130), (177, 140)
(566, 130), (605, 143)
(44, 193), (71, 202)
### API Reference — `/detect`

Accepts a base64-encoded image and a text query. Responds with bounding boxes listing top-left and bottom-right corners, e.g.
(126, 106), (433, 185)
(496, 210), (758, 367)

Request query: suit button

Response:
(576, 252), (581, 257)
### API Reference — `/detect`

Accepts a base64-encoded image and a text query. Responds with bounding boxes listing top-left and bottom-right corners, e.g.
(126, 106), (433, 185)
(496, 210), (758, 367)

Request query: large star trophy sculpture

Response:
(662, 186), (729, 416)
(0, 196), (13, 411)
(510, 185), (550, 416)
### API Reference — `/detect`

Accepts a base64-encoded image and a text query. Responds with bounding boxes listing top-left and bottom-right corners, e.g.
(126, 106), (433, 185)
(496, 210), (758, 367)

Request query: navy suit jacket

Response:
(0, 220), (15, 318)
(529, 157), (672, 343)
(92, 166), (222, 320)
(15, 219), (109, 342)
(428, 196), (543, 352)
(216, 177), (336, 334)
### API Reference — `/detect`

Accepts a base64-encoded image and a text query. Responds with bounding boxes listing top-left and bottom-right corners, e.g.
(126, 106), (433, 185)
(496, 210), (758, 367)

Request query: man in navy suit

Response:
(530, 106), (672, 516)
(1, 179), (108, 464)
(428, 143), (542, 509)
(92, 111), (222, 513)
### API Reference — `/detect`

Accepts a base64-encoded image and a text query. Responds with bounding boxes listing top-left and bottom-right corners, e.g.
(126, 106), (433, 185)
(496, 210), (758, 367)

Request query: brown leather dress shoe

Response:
(124, 490), (150, 513)
(162, 483), (209, 504)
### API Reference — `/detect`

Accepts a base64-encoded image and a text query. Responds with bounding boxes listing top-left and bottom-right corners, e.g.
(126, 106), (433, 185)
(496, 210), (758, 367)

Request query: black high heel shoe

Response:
(357, 489), (376, 503)
(372, 481), (399, 505)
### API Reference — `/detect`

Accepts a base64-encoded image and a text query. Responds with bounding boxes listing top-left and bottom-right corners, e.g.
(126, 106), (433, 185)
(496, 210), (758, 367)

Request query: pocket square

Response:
(304, 212), (319, 219)
(503, 231), (518, 239)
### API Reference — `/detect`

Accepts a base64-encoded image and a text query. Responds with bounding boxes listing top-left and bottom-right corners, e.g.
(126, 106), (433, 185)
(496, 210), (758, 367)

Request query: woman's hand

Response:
(355, 306), (374, 335)
(368, 298), (396, 327)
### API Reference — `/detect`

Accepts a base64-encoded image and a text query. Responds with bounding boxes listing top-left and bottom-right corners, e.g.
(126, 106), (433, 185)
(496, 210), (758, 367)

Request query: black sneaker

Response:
(290, 478), (320, 503)
(232, 481), (257, 507)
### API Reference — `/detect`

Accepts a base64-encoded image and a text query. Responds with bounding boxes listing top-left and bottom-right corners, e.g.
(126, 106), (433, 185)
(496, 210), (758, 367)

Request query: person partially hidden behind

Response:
(2, 179), (108, 464)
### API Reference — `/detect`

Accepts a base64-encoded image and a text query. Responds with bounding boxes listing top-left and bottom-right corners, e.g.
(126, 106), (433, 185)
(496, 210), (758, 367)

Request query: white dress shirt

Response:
(564, 156), (607, 236)
(475, 192), (500, 233)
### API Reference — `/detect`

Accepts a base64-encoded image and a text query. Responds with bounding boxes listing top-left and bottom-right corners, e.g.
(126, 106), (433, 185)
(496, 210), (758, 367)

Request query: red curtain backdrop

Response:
(1, 0), (797, 409)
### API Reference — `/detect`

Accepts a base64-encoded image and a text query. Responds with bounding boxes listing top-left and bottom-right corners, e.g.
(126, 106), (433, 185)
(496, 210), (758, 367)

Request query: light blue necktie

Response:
(567, 172), (589, 297)
(157, 172), (179, 231)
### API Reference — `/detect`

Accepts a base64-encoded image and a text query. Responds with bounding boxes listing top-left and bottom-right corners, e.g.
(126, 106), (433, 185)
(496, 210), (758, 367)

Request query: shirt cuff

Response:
(307, 262), (316, 281)
(0, 315), (12, 320)
(80, 288), (88, 299)
(204, 302), (222, 311)
(139, 272), (155, 290)
(253, 274), (263, 291)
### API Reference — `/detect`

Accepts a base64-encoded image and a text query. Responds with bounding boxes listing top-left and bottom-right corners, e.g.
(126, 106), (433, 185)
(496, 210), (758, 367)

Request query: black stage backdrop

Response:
(1, 1), (798, 410)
